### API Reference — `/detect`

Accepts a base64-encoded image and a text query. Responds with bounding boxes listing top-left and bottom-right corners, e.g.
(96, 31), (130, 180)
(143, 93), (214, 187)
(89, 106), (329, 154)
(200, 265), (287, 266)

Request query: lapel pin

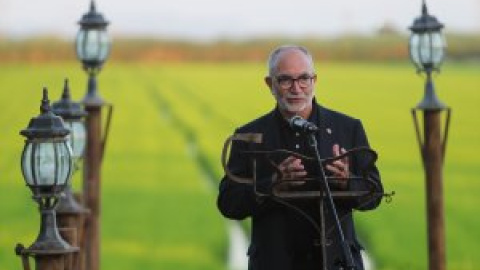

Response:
(326, 128), (332, 134)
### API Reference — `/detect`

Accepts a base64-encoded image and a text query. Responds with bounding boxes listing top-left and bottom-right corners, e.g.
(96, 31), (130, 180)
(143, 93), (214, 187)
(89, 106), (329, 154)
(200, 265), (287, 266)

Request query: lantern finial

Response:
(422, 1), (427, 15)
(40, 87), (51, 114)
(90, 0), (96, 13)
(62, 79), (71, 100)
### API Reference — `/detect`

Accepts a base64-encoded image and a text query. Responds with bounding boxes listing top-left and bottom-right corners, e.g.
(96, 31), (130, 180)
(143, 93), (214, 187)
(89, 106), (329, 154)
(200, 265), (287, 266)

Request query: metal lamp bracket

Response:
(411, 108), (451, 165)
(100, 102), (114, 162)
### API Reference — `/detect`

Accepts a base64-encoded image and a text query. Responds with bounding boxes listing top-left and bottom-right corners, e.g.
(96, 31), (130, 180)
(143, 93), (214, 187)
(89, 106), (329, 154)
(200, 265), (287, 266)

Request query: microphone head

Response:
(288, 115), (318, 132)
(288, 115), (303, 127)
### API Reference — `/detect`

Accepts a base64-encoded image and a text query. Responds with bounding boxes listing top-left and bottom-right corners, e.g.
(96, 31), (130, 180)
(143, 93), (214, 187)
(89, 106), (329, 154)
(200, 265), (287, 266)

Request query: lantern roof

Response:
(52, 79), (87, 120)
(409, 2), (444, 33)
(78, 1), (109, 29)
(20, 88), (70, 139)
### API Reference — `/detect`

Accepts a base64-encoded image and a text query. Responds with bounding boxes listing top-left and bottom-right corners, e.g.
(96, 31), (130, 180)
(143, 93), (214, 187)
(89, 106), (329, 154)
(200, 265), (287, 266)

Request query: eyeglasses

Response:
(274, 74), (316, 89)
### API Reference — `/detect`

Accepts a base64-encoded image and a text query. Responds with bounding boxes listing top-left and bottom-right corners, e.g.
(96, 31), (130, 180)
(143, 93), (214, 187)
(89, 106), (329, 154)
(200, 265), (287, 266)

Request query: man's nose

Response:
(290, 80), (303, 93)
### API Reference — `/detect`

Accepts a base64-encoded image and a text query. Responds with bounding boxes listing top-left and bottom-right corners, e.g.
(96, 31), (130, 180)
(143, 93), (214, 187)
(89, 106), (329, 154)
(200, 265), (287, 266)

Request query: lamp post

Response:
(76, 0), (110, 105)
(15, 88), (78, 270)
(76, 2), (112, 270)
(409, 1), (450, 270)
(52, 78), (89, 270)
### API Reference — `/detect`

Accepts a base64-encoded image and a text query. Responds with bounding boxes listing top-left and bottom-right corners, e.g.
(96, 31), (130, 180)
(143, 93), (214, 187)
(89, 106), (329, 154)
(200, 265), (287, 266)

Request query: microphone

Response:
(288, 115), (318, 133)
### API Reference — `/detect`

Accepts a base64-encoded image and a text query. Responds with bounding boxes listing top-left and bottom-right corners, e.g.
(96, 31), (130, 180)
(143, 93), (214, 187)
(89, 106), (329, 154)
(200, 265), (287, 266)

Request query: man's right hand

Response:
(272, 156), (308, 191)
(277, 156), (307, 180)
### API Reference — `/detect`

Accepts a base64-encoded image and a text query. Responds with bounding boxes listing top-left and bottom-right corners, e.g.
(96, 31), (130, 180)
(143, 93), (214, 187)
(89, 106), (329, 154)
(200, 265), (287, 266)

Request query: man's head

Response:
(265, 45), (316, 119)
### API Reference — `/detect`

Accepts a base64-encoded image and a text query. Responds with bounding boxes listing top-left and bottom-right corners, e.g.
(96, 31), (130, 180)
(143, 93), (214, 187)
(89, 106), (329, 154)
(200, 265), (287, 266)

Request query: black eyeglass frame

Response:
(273, 73), (316, 89)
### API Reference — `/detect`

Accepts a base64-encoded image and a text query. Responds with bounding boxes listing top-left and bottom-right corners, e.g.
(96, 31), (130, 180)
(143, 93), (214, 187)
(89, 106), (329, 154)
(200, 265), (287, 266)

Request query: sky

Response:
(1, 0), (479, 41)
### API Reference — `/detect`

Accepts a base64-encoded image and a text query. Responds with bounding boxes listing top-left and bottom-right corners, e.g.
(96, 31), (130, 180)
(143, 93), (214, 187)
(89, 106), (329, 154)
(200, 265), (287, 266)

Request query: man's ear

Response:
(265, 76), (273, 89)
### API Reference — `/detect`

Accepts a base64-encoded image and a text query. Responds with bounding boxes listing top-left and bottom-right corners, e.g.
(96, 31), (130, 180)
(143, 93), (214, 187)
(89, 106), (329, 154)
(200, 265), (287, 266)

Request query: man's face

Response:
(266, 49), (316, 119)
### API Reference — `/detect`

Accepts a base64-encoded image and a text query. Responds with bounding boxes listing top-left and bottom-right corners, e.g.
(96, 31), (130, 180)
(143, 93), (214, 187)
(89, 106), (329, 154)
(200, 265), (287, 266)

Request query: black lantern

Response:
(76, 0), (110, 106)
(409, 0), (447, 110)
(76, 0), (110, 73)
(52, 79), (90, 216)
(409, 0), (446, 73)
(19, 88), (77, 254)
(52, 79), (87, 164)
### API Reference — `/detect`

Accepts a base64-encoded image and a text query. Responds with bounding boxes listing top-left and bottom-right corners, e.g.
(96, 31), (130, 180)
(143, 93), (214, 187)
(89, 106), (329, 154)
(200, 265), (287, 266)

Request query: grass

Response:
(0, 60), (479, 270)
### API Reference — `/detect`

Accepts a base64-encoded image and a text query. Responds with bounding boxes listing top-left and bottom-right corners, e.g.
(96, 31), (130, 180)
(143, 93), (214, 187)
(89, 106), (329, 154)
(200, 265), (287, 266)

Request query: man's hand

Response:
(326, 144), (350, 180)
(277, 156), (307, 180)
(271, 156), (307, 192)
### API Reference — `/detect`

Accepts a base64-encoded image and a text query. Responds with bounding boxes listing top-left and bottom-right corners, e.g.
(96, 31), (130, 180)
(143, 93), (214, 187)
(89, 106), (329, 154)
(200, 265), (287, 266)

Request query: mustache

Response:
(284, 93), (307, 99)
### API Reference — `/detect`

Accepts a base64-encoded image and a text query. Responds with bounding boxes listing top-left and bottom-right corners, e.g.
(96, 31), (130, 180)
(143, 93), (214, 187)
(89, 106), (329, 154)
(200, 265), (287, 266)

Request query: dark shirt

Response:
(272, 107), (324, 259)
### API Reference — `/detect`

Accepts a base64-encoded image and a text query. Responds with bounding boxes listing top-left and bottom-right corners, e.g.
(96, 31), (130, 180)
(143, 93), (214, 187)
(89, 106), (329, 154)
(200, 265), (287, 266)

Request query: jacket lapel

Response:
(263, 110), (282, 150)
(315, 106), (334, 159)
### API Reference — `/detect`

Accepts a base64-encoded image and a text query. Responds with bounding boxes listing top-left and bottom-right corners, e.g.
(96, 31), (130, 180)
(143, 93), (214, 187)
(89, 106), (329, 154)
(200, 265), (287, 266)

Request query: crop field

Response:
(0, 61), (479, 270)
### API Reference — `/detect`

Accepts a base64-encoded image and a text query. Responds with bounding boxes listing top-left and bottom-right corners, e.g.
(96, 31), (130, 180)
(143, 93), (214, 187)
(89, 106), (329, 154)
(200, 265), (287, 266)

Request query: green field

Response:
(0, 61), (479, 270)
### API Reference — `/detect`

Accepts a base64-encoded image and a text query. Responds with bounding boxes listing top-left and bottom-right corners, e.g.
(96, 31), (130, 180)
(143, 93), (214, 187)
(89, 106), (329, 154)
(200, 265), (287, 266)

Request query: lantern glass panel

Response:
(76, 30), (86, 60)
(26, 142), (55, 186)
(409, 33), (422, 68)
(430, 32), (446, 67)
(98, 30), (110, 61)
(54, 141), (73, 186)
(64, 120), (86, 161)
(21, 143), (34, 186)
(76, 28), (109, 62)
(419, 33), (433, 65)
(409, 31), (446, 69)
(21, 140), (73, 187)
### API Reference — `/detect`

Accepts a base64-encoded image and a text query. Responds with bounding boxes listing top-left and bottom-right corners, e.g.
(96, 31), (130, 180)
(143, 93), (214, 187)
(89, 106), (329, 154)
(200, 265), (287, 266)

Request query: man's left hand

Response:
(326, 144), (350, 180)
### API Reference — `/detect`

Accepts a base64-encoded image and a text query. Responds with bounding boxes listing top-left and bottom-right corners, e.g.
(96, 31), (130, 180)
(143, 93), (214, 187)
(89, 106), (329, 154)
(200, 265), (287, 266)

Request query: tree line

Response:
(1, 33), (479, 63)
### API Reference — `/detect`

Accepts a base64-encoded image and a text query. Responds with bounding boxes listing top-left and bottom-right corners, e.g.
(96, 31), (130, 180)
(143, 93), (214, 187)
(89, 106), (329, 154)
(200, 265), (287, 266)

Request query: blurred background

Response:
(1, 0), (479, 270)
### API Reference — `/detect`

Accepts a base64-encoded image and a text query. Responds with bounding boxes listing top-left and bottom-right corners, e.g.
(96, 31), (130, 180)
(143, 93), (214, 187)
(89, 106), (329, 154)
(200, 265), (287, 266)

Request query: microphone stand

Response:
(307, 132), (356, 270)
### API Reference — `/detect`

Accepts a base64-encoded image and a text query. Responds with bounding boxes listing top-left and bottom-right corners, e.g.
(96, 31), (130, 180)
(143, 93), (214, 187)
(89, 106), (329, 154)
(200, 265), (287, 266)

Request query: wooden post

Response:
(15, 244), (72, 270)
(423, 111), (446, 270)
(84, 105), (102, 270)
(83, 74), (105, 270)
(59, 227), (78, 270)
(412, 72), (450, 270)
(36, 255), (65, 270)
(57, 190), (89, 270)
(75, 193), (89, 270)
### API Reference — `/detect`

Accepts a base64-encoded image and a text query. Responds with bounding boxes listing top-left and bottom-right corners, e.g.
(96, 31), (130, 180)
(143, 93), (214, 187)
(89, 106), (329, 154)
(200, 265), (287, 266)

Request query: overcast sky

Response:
(1, 0), (479, 40)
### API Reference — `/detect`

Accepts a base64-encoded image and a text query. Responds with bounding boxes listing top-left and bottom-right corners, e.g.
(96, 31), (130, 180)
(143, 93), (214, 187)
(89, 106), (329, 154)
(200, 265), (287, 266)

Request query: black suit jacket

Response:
(217, 103), (383, 270)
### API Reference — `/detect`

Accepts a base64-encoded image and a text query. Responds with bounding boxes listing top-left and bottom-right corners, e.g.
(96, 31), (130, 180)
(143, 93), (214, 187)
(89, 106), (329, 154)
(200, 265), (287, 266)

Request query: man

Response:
(217, 45), (383, 270)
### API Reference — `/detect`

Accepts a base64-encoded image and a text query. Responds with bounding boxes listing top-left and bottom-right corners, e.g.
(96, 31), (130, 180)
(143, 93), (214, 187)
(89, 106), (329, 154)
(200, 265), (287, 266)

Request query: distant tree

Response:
(377, 21), (401, 36)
